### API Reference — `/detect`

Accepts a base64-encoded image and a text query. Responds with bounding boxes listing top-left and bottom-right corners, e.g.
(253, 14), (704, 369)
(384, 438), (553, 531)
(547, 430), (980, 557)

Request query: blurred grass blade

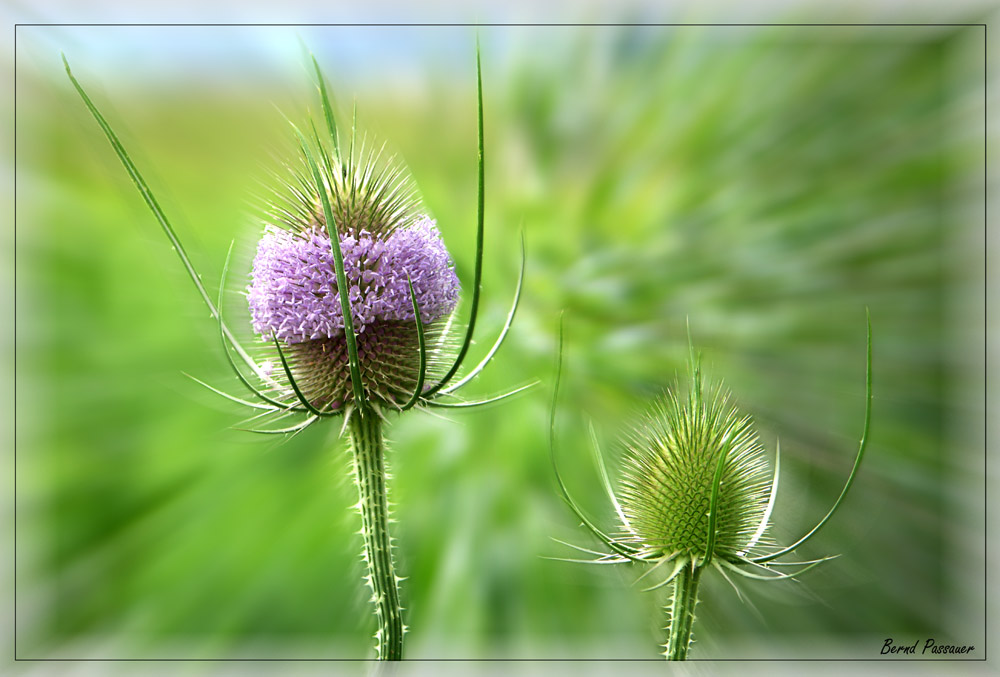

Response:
(309, 117), (338, 183)
(348, 101), (357, 210)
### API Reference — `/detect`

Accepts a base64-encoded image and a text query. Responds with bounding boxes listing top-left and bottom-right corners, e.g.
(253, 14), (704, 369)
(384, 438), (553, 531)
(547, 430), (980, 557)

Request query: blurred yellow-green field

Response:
(13, 24), (986, 663)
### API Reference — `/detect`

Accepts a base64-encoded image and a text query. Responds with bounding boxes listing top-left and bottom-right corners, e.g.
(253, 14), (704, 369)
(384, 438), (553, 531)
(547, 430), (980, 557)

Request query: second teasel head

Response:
(616, 375), (773, 563)
(550, 314), (872, 659)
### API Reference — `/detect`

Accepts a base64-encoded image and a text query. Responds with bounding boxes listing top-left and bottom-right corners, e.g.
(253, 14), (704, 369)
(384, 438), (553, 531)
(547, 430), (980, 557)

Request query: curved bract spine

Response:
(399, 276), (427, 412)
(423, 41), (486, 397)
(62, 55), (270, 384)
(218, 242), (305, 412)
(442, 231), (526, 395)
(753, 308), (873, 564)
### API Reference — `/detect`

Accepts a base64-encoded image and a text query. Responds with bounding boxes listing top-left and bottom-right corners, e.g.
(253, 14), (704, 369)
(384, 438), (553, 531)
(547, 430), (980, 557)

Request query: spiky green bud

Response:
(617, 379), (772, 563)
(550, 312), (872, 661)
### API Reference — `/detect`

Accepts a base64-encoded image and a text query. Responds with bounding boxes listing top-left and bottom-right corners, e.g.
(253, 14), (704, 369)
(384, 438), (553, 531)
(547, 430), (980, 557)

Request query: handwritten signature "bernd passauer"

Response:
(882, 638), (975, 656)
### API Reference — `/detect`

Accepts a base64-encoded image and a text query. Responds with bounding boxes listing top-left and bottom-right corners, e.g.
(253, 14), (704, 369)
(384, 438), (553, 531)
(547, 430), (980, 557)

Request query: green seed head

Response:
(617, 375), (772, 563)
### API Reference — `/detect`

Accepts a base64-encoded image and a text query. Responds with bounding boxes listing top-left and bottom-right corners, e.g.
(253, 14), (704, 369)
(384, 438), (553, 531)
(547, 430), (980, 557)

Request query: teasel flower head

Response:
(66, 44), (529, 662)
(550, 314), (872, 660)
(244, 149), (462, 414)
(175, 51), (532, 434)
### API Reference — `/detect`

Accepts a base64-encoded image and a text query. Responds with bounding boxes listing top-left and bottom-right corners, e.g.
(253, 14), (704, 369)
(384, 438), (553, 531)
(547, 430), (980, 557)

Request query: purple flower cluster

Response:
(248, 217), (460, 343)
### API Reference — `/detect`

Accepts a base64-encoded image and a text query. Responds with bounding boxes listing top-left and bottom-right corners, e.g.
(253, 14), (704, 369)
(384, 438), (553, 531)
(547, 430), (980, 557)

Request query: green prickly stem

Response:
(348, 407), (404, 660)
(665, 559), (703, 661)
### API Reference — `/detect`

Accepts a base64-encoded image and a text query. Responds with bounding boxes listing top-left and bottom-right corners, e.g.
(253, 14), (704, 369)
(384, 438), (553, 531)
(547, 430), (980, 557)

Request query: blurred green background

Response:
(14, 24), (986, 662)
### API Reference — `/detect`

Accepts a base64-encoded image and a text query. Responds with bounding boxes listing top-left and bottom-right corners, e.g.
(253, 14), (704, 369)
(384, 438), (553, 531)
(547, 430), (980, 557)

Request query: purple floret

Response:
(248, 217), (460, 343)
